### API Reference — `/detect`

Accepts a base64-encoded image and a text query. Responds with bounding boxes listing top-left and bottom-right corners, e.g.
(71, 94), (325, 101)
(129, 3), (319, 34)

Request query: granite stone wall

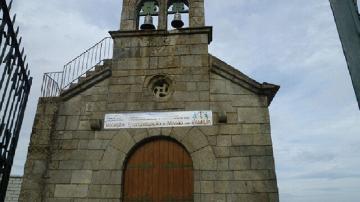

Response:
(5, 176), (22, 202)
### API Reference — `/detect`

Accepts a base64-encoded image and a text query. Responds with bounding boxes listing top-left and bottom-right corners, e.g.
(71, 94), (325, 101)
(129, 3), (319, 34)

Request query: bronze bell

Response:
(171, 12), (184, 29)
(141, 15), (156, 30)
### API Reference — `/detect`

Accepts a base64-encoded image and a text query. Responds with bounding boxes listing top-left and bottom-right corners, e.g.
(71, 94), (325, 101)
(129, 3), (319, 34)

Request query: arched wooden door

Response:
(123, 139), (193, 202)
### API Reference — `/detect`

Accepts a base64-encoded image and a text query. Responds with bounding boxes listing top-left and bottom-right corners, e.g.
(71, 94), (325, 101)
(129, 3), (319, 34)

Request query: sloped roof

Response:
(210, 55), (279, 106)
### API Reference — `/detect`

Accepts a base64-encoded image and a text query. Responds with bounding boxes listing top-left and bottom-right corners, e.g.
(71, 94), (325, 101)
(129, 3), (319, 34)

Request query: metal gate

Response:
(0, 0), (32, 200)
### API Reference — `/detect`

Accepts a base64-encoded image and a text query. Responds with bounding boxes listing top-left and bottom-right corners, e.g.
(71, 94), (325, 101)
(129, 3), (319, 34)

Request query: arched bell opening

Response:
(137, 0), (160, 30)
(167, 0), (189, 30)
(122, 136), (193, 202)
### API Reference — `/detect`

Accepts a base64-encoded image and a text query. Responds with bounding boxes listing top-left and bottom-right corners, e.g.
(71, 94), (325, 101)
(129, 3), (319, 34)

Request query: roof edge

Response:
(210, 55), (280, 106)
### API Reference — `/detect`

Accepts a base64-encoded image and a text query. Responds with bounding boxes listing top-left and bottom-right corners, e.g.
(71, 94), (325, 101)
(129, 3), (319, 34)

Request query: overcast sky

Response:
(10, 0), (360, 201)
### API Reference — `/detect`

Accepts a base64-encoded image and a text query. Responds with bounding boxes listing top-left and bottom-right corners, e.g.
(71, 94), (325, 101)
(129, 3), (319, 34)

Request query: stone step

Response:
(94, 65), (104, 72)
(78, 76), (87, 83)
(69, 82), (78, 89)
(85, 70), (96, 77)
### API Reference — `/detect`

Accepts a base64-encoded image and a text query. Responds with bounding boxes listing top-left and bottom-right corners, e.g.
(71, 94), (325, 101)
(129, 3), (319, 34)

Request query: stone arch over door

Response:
(122, 137), (193, 202)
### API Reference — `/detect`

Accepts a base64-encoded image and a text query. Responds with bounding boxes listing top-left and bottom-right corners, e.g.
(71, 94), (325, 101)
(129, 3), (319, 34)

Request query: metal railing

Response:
(0, 0), (32, 200)
(41, 37), (113, 97)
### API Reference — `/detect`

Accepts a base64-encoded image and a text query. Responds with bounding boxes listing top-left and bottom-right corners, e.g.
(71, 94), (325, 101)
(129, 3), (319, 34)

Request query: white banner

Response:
(104, 111), (213, 129)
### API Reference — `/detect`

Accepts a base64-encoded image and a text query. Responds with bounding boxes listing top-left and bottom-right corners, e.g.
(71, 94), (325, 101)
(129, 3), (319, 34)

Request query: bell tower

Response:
(120, 0), (205, 31)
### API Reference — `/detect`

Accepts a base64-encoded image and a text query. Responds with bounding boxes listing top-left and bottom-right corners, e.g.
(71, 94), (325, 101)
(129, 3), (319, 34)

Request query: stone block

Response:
(85, 102), (107, 112)
(71, 170), (93, 184)
(210, 79), (226, 94)
(190, 44), (208, 55)
(216, 171), (233, 181)
(65, 116), (79, 130)
(201, 171), (217, 180)
(170, 127), (191, 141)
(217, 158), (229, 170)
(232, 135), (254, 146)
(252, 180), (278, 193)
(34, 115), (54, 131)
(199, 91), (210, 101)
(54, 185), (88, 198)
(229, 157), (251, 170)
(237, 107), (270, 123)
(194, 170), (201, 181)
(219, 125), (242, 135)
(230, 181), (254, 193)
(100, 146), (125, 170)
(87, 140), (110, 150)
(200, 181), (214, 193)
(92, 170), (122, 185)
(217, 135), (232, 146)
(197, 82), (209, 91)
(31, 129), (51, 145)
(52, 150), (72, 161)
(241, 124), (263, 134)
(111, 130), (135, 154)
(72, 131), (95, 140)
(127, 128), (149, 142)
(227, 112), (238, 123)
(59, 160), (83, 170)
(226, 193), (269, 202)
(210, 94), (231, 102)
(214, 181), (231, 193)
(55, 116), (66, 131)
(192, 146), (216, 170)
(70, 150), (104, 161)
(253, 134), (273, 146)
(207, 136), (217, 146)
(147, 128), (161, 137)
(225, 80), (252, 95)
(31, 160), (47, 175)
(48, 170), (72, 184)
(100, 185), (122, 198)
(58, 97), (82, 115)
(199, 126), (219, 136)
(181, 127), (208, 153)
(200, 194), (226, 202)
(230, 146), (273, 157)
(95, 131), (116, 140)
(251, 156), (275, 169)
(186, 82), (197, 91)
(194, 181), (201, 193)
(231, 95), (267, 107)
(109, 85), (131, 94)
(234, 170), (272, 181)
(78, 120), (91, 131)
(161, 127), (172, 136)
(211, 102), (236, 113)
(60, 140), (79, 150)
(113, 58), (149, 70)
(158, 56), (180, 68)
(181, 55), (205, 67)
(88, 185), (121, 198)
(172, 91), (200, 102)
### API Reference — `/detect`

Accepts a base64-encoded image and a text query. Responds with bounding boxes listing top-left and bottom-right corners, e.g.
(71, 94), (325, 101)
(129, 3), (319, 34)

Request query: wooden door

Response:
(123, 139), (193, 202)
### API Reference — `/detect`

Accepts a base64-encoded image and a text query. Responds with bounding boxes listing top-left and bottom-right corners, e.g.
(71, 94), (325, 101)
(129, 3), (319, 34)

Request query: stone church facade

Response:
(20, 0), (280, 201)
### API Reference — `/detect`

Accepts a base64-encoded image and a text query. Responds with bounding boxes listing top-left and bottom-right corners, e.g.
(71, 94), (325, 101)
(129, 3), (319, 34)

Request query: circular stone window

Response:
(148, 75), (173, 99)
